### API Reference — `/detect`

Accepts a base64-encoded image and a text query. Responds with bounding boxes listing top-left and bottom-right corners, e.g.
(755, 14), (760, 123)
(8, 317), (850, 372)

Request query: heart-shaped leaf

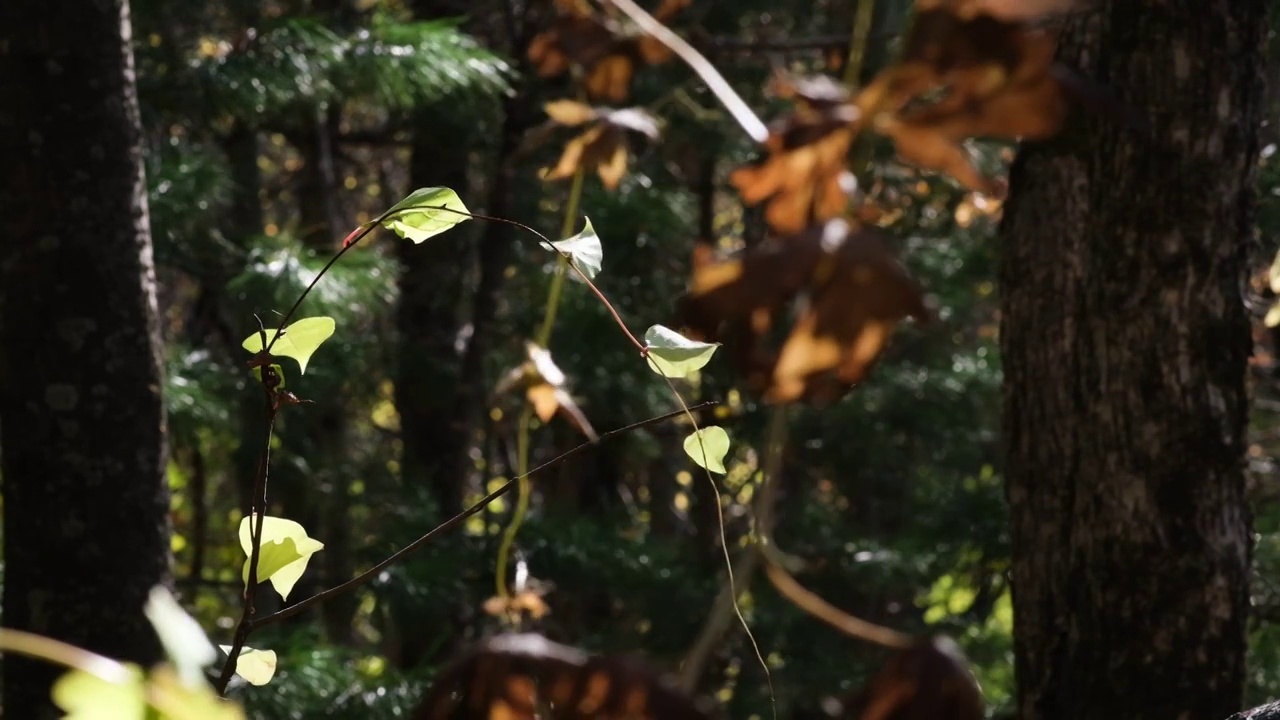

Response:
(382, 187), (471, 243)
(239, 515), (325, 601)
(683, 426), (730, 474)
(645, 325), (719, 378)
(242, 317), (336, 375)
(540, 217), (603, 281)
(218, 646), (279, 687)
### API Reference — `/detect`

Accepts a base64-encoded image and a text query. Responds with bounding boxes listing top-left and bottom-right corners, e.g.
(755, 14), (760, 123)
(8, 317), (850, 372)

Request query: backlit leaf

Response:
(52, 665), (146, 720)
(241, 317), (336, 375)
(218, 646), (278, 686)
(683, 426), (730, 474)
(645, 325), (719, 378)
(238, 515), (325, 601)
(540, 217), (603, 280)
(382, 187), (471, 243)
(1266, 302), (1280, 328)
(143, 586), (217, 688)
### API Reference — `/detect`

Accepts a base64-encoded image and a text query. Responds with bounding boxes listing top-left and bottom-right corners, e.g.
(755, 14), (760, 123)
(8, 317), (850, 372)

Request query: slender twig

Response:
(603, 0), (769, 143)
(401, 205), (646, 353)
(215, 406), (277, 695)
(674, 393), (776, 717)
(243, 403), (716, 630)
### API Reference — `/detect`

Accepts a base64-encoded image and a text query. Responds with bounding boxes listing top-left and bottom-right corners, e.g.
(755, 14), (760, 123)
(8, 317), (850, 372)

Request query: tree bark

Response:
(0, 0), (172, 716)
(998, 3), (1265, 719)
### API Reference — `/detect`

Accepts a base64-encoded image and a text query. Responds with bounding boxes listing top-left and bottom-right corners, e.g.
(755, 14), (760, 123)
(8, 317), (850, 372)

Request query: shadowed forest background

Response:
(3, 0), (1280, 718)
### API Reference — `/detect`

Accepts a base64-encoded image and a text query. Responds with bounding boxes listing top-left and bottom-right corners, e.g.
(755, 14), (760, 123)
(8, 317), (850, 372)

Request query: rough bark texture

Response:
(998, 2), (1265, 719)
(0, 0), (172, 716)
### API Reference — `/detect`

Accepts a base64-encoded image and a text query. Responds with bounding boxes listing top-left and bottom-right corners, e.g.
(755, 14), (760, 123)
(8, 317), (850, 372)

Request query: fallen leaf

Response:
(844, 635), (984, 720)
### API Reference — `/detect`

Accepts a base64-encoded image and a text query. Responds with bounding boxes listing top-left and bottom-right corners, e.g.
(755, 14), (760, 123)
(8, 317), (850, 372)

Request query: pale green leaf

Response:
(238, 515), (325, 601)
(52, 666), (146, 720)
(682, 426), (730, 474)
(218, 646), (278, 686)
(382, 187), (471, 243)
(147, 667), (246, 720)
(241, 317), (336, 375)
(143, 587), (217, 688)
(540, 217), (602, 280)
(1270, 252), (1280, 294)
(645, 325), (719, 378)
(1267, 302), (1280, 328)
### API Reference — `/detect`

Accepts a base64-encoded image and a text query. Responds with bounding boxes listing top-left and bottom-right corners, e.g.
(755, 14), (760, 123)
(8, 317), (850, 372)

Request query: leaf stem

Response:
(215, 405), (277, 696)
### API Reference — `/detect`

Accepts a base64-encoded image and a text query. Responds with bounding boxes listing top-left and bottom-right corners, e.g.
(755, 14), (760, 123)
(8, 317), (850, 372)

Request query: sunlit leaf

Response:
(683, 426), (730, 474)
(218, 646), (278, 686)
(251, 363), (286, 389)
(52, 665), (146, 720)
(143, 586), (217, 688)
(540, 217), (603, 280)
(241, 317), (336, 375)
(1267, 302), (1280, 328)
(382, 186), (471, 243)
(238, 515), (325, 601)
(645, 325), (719, 378)
(147, 666), (246, 720)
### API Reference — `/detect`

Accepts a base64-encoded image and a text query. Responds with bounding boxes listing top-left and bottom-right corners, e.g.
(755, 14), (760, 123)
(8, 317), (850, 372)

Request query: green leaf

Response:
(143, 586), (217, 688)
(52, 665), (146, 720)
(683, 426), (730, 474)
(540, 217), (602, 280)
(218, 646), (278, 686)
(241, 317), (336, 375)
(251, 363), (286, 389)
(645, 325), (719, 378)
(382, 186), (470, 243)
(238, 515), (325, 601)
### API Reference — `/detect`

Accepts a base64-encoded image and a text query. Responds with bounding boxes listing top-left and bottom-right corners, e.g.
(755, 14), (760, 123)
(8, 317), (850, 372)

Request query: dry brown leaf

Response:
(526, 0), (690, 103)
(411, 634), (717, 720)
(539, 105), (658, 190)
(494, 342), (598, 441)
(543, 99), (598, 126)
(729, 72), (859, 236)
(844, 636), (985, 720)
(678, 219), (930, 406)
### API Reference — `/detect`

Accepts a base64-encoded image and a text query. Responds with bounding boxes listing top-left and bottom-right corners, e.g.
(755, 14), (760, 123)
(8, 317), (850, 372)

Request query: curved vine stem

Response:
(753, 407), (913, 650)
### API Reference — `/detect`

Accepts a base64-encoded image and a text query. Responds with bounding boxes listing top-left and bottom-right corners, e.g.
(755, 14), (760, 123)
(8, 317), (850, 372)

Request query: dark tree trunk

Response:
(397, 106), (474, 514)
(0, 0), (172, 716)
(998, 3), (1265, 719)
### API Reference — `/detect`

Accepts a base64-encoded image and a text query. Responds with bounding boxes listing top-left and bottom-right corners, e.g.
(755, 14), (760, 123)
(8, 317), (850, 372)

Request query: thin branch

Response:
(215, 407), (277, 695)
(244, 402), (717, 630)
(603, 0), (769, 143)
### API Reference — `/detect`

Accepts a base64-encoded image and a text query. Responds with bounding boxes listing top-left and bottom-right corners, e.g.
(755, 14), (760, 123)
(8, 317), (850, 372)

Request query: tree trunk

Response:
(998, 3), (1265, 719)
(397, 105), (474, 514)
(0, 0), (172, 716)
